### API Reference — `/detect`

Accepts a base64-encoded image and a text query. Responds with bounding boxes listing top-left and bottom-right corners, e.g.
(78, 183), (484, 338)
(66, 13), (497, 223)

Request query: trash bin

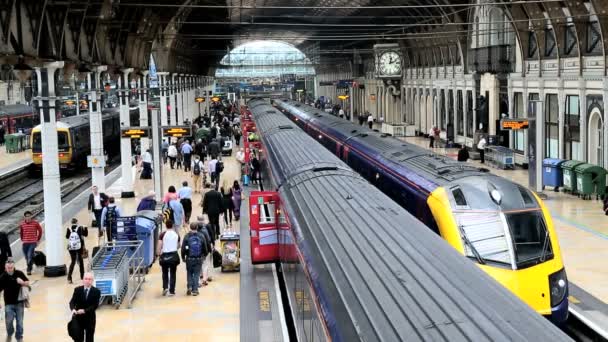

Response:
(561, 160), (585, 193)
(574, 164), (608, 200)
(542, 158), (566, 191)
(135, 210), (161, 271)
(5, 134), (16, 153)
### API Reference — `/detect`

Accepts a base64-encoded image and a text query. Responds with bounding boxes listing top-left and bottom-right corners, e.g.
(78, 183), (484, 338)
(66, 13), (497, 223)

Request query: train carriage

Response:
(274, 98), (569, 324)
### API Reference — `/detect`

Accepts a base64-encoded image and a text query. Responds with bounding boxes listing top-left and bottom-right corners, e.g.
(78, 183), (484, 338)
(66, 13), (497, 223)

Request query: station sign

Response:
(338, 95), (349, 100)
(162, 126), (192, 137)
(500, 119), (529, 130)
(121, 127), (151, 138)
(195, 97), (205, 103)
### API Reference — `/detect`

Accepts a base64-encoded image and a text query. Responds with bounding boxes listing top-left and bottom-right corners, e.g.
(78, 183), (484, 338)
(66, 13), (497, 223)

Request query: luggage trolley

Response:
(220, 231), (240, 272)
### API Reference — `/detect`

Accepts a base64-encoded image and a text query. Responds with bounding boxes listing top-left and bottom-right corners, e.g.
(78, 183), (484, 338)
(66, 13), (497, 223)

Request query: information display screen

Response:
(121, 127), (150, 138)
(163, 126), (192, 137)
(500, 119), (529, 130)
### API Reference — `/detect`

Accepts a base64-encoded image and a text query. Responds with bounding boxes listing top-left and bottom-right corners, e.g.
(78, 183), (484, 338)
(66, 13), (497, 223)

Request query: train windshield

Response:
(455, 210), (552, 269)
(455, 212), (512, 266)
(505, 210), (553, 268)
(32, 132), (69, 152)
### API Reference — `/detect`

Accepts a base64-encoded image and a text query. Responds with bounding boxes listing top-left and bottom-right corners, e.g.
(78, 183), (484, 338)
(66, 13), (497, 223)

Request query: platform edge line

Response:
(272, 263), (290, 342)
(569, 305), (608, 339)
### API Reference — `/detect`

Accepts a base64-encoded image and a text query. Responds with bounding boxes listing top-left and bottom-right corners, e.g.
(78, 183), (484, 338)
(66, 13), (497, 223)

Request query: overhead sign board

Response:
(162, 126), (192, 137)
(121, 127), (151, 138)
(500, 119), (529, 130)
(338, 95), (349, 100)
(211, 96), (221, 102)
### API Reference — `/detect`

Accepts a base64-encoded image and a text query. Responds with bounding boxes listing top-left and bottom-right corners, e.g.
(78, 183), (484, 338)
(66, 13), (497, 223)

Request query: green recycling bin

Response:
(561, 160), (585, 193)
(4, 134), (18, 153)
(574, 163), (607, 200)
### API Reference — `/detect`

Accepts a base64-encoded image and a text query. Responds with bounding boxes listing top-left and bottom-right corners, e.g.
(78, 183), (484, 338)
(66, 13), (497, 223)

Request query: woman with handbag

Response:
(157, 220), (180, 296)
(65, 218), (88, 284)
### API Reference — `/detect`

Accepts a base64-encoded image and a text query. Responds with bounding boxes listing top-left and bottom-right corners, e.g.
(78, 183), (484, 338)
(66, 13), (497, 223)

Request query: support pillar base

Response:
(121, 191), (135, 198)
(44, 264), (67, 277)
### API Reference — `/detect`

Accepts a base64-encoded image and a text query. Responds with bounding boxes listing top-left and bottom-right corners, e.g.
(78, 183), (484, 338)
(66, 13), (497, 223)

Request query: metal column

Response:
(35, 61), (67, 277)
(90, 65), (107, 193)
(119, 68), (135, 198)
(139, 71), (149, 153)
(158, 72), (169, 126)
(169, 74), (177, 125)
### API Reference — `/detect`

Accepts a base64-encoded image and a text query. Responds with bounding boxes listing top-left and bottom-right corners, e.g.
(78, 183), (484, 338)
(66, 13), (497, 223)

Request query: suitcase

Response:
(33, 251), (46, 267)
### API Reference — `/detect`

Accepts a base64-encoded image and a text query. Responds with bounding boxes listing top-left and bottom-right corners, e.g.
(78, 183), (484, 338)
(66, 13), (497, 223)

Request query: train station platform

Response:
(401, 135), (608, 333)
(0, 147), (31, 177)
(0, 147), (284, 341)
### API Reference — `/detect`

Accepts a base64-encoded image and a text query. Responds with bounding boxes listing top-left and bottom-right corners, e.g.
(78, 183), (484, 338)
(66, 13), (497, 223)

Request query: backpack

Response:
(193, 160), (201, 175)
(216, 161), (224, 173)
(68, 226), (81, 251)
(105, 206), (117, 227)
(187, 233), (205, 258)
(162, 203), (175, 224)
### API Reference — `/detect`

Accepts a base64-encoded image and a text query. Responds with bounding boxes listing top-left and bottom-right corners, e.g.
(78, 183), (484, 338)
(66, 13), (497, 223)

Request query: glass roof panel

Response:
(216, 40), (315, 78)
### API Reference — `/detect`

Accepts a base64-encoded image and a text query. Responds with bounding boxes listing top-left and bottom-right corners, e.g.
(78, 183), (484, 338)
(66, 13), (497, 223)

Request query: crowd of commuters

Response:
(0, 100), (253, 341)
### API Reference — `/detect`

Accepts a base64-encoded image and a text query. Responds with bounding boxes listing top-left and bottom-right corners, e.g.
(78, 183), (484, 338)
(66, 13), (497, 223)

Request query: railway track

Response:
(0, 160), (119, 234)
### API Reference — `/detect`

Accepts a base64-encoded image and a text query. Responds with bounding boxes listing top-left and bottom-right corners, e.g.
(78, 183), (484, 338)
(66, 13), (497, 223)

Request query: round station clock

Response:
(378, 50), (402, 76)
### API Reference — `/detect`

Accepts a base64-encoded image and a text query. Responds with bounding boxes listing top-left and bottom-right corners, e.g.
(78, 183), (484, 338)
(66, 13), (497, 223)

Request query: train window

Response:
(58, 132), (69, 149)
(518, 186), (534, 205)
(259, 202), (276, 224)
(452, 188), (467, 206)
(455, 212), (511, 266)
(505, 211), (553, 267)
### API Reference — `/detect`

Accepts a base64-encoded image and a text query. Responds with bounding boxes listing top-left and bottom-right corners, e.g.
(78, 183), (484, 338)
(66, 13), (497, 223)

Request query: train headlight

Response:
(490, 189), (502, 205)
(549, 268), (568, 307)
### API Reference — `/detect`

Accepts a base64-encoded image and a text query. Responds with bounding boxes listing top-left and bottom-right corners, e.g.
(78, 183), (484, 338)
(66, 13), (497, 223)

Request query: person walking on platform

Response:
(181, 140), (193, 172)
(195, 216), (214, 286)
(191, 155), (204, 193)
(367, 113), (374, 129)
(19, 211), (42, 275)
(0, 258), (30, 341)
(69, 272), (101, 342)
(428, 126), (436, 148)
(163, 185), (178, 204)
(157, 220), (180, 297)
(233, 126), (242, 146)
(220, 183), (234, 229)
(165, 197), (185, 234)
(181, 223), (207, 296)
(100, 197), (122, 242)
(179, 181), (193, 224)
(161, 139), (169, 165)
(66, 218), (88, 284)
(0, 231), (11, 274)
(249, 152), (261, 185)
(167, 143), (178, 169)
(87, 186), (108, 230)
(477, 135), (487, 164)
(208, 138), (220, 160)
(140, 149), (153, 179)
(208, 156), (219, 187)
(231, 180), (243, 221)
(202, 188), (224, 238)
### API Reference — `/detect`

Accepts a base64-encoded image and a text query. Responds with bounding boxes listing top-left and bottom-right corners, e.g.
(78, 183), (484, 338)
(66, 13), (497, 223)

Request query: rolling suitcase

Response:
(33, 251), (46, 267)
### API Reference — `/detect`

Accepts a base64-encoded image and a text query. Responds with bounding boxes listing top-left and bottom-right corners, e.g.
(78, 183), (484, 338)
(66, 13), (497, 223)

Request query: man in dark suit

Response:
(69, 272), (101, 342)
(87, 186), (108, 230)
(202, 188), (224, 237)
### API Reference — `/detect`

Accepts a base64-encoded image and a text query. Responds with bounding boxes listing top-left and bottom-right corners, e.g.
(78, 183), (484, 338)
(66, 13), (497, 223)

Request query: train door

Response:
(249, 191), (280, 264)
(341, 145), (350, 163)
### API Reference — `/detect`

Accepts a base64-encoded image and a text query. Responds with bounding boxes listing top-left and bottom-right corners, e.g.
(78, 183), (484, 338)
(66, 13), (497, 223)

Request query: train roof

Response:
(31, 110), (119, 131)
(248, 99), (569, 341)
(276, 99), (488, 185)
(0, 104), (33, 116)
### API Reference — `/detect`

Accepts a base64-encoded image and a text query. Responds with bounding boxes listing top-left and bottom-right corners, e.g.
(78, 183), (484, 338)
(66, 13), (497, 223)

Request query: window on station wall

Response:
(440, 89), (446, 130)
(565, 95), (581, 160)
(457, 90), (464, 136)
(513, 92), (525, 152)
(466, 90), (473, 138)
(545, 94), (559, 158)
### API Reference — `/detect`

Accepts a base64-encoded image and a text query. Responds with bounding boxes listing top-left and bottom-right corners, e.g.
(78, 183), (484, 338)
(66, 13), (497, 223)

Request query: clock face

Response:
(379, 51), (401, 75)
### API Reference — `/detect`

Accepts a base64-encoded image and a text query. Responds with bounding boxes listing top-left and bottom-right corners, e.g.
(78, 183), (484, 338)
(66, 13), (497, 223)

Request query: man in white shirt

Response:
(208, 157), (218, 186)
(338, 108), (345, 119)
(477, 136), (487, 164)
(429, 127), (435, 148)
(235, 148), (245, 174)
